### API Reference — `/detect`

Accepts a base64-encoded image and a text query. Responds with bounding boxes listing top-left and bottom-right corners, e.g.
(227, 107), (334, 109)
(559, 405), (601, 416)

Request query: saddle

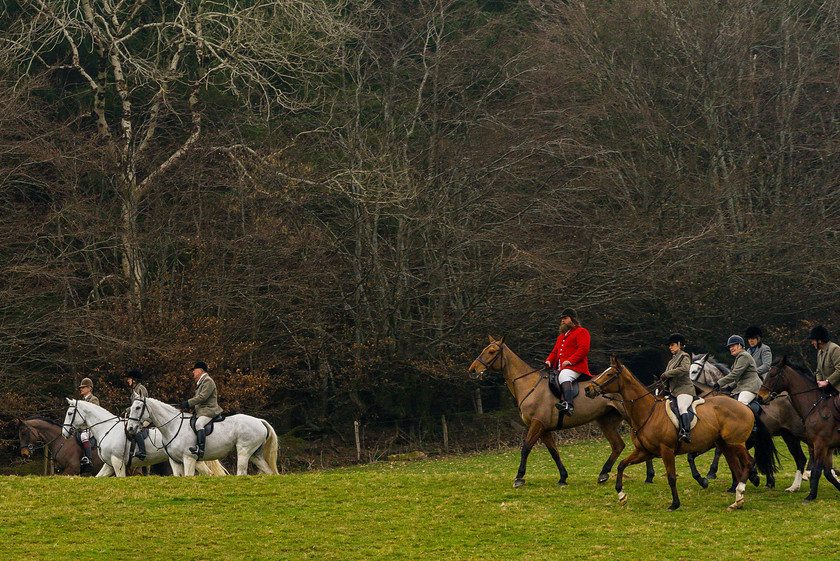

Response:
(665, 396), (704, 430)
(548, 371), (580, 401)
(731, 393), (763, 417)
(123, 427), (149, 468)
(73, 432), (97, 449)
(829, 393), (840, 423)
(189, 413), (226, 436)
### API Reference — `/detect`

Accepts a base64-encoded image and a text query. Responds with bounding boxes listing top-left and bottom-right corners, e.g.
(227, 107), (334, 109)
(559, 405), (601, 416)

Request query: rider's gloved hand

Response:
(712, 383), (720, 392)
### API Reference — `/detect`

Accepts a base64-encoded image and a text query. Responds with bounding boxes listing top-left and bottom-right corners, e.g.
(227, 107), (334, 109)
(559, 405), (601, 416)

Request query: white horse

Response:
(126, 398), (279, 476)
(62, 399), (227, 477)
(689, 353), (730, 385)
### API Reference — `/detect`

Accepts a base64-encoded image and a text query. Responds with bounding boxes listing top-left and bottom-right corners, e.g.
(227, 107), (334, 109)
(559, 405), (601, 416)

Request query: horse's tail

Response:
(200, 459), (229, 476)
(752, 416), (780, 476)
(261, 420), (280, 475)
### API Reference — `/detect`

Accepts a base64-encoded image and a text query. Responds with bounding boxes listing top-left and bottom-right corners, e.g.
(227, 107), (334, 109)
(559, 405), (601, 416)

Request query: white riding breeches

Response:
(737, 391), (756, 405)
(79, 429), (90, 443)
(195, 416), (212, 431)
(558, 368), (581, 384)
(676, 393), (694, 415)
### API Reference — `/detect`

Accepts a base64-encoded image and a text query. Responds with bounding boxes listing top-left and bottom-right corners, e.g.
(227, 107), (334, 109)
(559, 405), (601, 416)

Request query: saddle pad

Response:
(665, 397), (704, 430)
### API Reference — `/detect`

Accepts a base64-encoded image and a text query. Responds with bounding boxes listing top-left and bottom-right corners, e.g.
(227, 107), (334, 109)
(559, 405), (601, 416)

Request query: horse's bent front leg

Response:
(183, 455), (198, 476)
(595, 414), (625, 484)
(706, 447), (723, 479)
(719, 445), (750, 511)
(95, 464), (113, 477)
(615, 447), (653, 506)
(686, 452), (709, 489)
(514, 423), (544, 488)
(539, 433), (568, 486)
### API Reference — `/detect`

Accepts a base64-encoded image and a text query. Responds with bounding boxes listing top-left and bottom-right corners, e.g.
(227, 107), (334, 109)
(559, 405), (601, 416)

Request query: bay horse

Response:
(468, 337), (654, 488)
(682, 354), (811, 492)
(586, 357), (778, 511)
(17, 417), (105, 475)
(126, 398), (279, 476)
(758, 356), (840, 503)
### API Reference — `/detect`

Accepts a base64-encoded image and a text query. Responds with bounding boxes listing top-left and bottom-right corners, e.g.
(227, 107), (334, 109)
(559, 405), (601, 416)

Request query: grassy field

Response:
(2, 438), (839, 560)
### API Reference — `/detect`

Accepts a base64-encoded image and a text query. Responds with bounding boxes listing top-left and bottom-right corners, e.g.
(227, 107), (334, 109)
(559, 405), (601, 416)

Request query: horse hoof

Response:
(725, 487), (736, 494)
(557, 480), (567, 487)
(706, 473), (717, 480)
(666, 504), (680, 512)
(513, 479), (525, 488)
(765, 483), (774, 490)
(700, 478), (709, 490)
(726, 498), (745, 511)
(644, 478), (654, 484)
(617, 491), (627, 505)
(803, 497), (813, 504)
(598, 473), (609, 484)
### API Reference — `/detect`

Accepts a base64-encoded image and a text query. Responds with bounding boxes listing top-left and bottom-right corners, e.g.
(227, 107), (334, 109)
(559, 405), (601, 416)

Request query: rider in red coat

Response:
(544, 308), (591, 415)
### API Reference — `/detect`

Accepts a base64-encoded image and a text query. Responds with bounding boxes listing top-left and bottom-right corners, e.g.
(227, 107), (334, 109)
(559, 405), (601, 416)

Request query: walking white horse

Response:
(126, 398), (279, 476)
(62, 399), (227, 477)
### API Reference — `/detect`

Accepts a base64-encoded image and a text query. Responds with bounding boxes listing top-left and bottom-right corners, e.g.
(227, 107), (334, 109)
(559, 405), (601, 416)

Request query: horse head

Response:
(468, 335), (507, 378)
(125, 398), (150, 435)
(689, 353), (710, 381)
(586, 356), (624, 398)
(17, 419), (34, 459)
(61, 398), (84, 438)
(758, 356), (791, 404)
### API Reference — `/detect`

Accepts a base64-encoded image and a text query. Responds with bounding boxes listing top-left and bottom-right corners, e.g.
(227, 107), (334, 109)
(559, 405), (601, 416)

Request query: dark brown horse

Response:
(587, 357), (778, 511)
(17, 416), (104, 475)
(469, 337), (653, 487)
(758, 356), (840, 503)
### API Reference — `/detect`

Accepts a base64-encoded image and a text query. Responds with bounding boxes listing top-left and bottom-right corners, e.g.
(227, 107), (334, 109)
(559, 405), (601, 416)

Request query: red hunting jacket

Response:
(546, 327), (591, 376)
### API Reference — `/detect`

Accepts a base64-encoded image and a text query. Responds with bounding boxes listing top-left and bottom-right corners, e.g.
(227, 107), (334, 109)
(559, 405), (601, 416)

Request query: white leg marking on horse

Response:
(785, 471), (802, 493)
(617, 491), (627, 505)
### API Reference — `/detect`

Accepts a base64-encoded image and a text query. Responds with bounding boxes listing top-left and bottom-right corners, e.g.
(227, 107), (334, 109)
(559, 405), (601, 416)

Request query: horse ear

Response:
(499, 334), (506, 346)
(610, 356), (618, 366)
(488, 334), (495, 343)
(65, 397), (73, 405)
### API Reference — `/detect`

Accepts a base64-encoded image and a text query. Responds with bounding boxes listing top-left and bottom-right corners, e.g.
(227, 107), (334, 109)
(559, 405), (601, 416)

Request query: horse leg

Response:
(645, 460), (655, 484)
(538, 433), (568, 486)
(594, 414), (625, 484)
(95, 464), (114, 477)
(818, 454), (840, 493)
(781, 432), (806, 492)
(183, 454), (198, 476)
(615, 447), (653, 506)
(803, 443), (815, 481)
(686, 452), (709, 489)
(514, 423), (543, 488)
(111, 456), (126, 477)
(169, 459), (184, 477)
(705, 447), (722, 480)
(236, 447), (251, 475)
(720, 445), (750, 511)
(804, 443), (828, 503)
(660, 446), (680, 511)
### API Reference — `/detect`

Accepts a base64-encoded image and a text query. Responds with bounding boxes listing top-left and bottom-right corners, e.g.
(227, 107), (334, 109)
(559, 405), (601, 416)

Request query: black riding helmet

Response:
(667, 333), (686, 346)
(744, 326), (762, 339)
(808, 325), (831, 343)
(125, 368), (142, 380)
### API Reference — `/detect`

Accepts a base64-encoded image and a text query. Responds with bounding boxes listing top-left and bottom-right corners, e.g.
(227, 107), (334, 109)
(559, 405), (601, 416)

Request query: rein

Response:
(591, 366), (663, 436)
(762, 364), (828, 421)
(472, 342), (547, 410)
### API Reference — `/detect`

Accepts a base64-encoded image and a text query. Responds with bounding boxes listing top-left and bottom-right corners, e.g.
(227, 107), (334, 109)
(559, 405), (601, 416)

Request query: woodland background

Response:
(1, 0), (839, 463)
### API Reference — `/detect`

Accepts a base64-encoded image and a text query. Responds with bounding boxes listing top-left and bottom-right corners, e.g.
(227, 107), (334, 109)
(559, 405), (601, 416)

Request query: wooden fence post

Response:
(354, 420), (362, 461)
(442, 415), (449, 453)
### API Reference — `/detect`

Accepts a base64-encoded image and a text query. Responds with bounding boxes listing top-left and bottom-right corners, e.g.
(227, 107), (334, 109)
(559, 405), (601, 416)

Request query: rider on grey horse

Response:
(124, 368), (148, 460)
(659, 333), (695, 443)
(177, 361), (223, 460)
(715, 335), (761, 406)
(78, 377), (99, 468)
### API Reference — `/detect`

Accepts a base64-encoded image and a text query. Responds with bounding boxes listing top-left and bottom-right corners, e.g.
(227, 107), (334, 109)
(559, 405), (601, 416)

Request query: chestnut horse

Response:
(586, 357), (778, 511)
(758, 356), (840, 503)
(469, 337), (653, 487)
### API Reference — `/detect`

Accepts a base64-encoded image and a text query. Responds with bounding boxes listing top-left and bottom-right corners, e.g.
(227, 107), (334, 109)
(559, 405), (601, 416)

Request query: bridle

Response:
(589, 364), (662, 436)
(761, 362), (826, 421)
(19, 422), (63, 457)
(471, 342), (505, 378)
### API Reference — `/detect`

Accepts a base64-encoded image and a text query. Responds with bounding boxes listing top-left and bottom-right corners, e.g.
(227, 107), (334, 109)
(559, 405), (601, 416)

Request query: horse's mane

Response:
(25, 415), (61, 426)
(774, 356), (815, 380)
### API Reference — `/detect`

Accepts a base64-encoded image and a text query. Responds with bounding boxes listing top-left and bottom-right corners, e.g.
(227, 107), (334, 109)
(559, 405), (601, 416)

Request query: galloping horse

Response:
(126, 398), (279, 476)
(62, 399), (226, 477)
(758, 356), (840, 503)
(469, 337), (653, 487)
(684, 354), (810, 492)
(18, 417), (104, 475)
(587, 357), (778, 511)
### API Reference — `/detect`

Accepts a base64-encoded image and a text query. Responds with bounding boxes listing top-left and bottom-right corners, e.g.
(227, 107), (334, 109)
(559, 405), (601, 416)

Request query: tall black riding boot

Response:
(554, 381), (574, 416)
(189, 429), (206, 459)
(678, 413), (692, 443)
(81, 441), (93, 467)
(133, 432), (147, 460)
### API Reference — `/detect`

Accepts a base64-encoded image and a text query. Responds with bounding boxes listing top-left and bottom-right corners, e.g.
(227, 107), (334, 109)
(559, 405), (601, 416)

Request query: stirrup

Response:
(678, 430), (691, 443)
(554, 401), (570, 412)
(80, 456), (91, 466)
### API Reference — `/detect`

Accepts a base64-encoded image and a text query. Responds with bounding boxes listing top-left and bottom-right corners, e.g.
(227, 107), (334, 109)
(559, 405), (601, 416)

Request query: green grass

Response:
(1, 438), (839, 560)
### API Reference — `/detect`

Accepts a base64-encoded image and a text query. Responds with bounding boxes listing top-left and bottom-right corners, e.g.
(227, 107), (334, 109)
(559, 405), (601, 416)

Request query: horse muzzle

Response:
(585, 385), (600, 398)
